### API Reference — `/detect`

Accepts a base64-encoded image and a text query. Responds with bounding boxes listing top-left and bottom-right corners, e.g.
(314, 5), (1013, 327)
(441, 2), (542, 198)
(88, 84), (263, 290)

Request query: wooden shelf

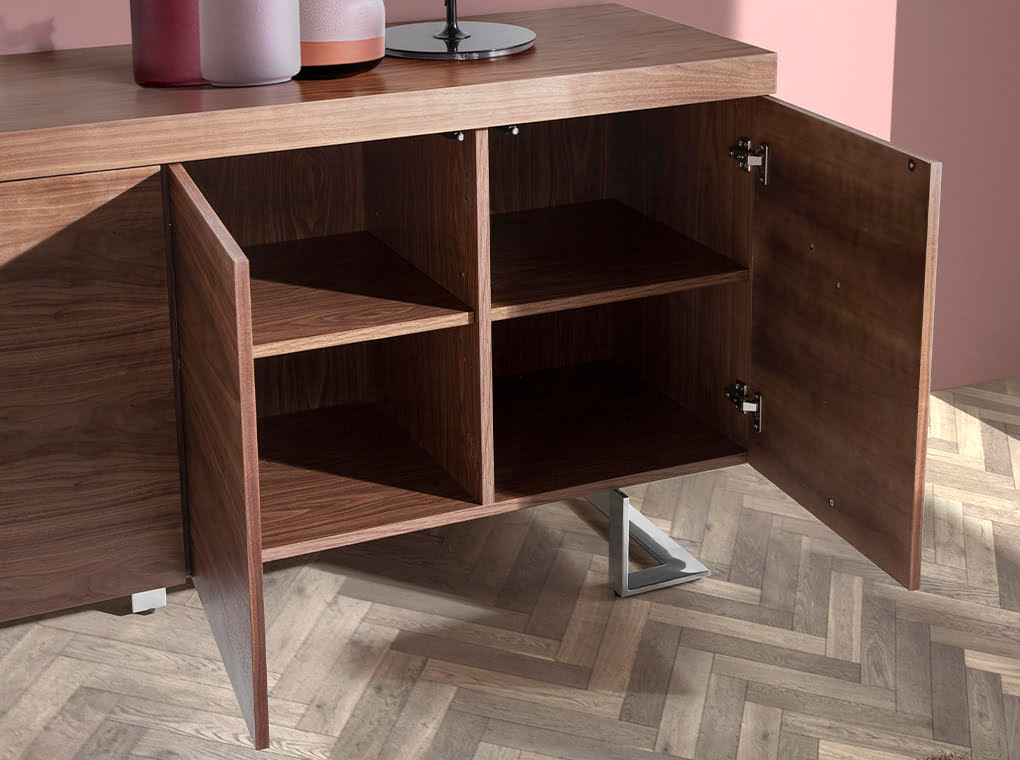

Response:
(246, 232), (472, 358)
(490, 200), (749, 320)
(258, 404), (482, 561)
(494, 361), (747, 503)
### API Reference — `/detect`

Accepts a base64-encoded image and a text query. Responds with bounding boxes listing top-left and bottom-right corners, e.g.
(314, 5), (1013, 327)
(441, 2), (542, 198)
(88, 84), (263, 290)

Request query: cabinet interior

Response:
(177, 101), (756, 560)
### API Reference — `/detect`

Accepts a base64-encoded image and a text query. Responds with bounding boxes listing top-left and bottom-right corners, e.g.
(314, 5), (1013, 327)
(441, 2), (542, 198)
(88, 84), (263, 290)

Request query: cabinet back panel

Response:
(492, 306), (617, 378)
(610, 101), (756, 447)
(255, 344), (375, 418)
(619, 286), (751, 449)
(186, 145), (366, 248)
(0, 168), (185, 622)
(489, 115), (610, 215)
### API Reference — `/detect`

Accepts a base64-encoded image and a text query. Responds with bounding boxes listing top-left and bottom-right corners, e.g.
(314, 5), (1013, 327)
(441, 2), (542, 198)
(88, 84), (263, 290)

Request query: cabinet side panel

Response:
(168, 165), (269, 748)
(0, 167), (185, 622)
(611, 101), (756, 447)
(749, 98), (939, 589)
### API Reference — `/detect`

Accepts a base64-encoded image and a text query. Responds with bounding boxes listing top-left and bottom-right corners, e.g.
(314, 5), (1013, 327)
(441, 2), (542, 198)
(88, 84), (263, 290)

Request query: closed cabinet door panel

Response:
(0, 167), (186, 621)
(749, 98), (940, 589)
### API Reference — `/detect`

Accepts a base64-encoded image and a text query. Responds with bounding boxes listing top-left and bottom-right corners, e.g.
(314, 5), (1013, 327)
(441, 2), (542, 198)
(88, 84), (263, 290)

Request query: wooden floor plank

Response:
(760, 529), (802, 613)
(619, 620), (682, 728)
(993, 522), (1020, 612)
(825, 573), (863, 663)
(894, 618), (933, 719)
(745, 682), (931, 737)
(778, 731), (819, 760)
(655, 645), (713, 756)
(967, 667), (1010, 760)
(694, 673), (747, 760)
(931, 642), (971, 746)
(421, 660), (624, 718)
(735, 701), (781, 760)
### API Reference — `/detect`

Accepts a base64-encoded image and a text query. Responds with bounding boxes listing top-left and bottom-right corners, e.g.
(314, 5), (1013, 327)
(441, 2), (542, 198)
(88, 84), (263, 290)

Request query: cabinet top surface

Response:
(0, 4), (775, 181)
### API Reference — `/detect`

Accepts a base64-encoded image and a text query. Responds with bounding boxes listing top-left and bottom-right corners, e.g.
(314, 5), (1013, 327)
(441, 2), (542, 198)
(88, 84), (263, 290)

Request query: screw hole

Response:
(836, 281), (842, 290)
(809, 243), (815, 252)
(908, 158), (916, 171)
(828, 498), (836, 508)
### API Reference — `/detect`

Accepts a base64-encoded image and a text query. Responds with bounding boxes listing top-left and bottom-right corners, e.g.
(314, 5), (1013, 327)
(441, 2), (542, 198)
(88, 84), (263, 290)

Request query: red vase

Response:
(130, 0), (205, 87)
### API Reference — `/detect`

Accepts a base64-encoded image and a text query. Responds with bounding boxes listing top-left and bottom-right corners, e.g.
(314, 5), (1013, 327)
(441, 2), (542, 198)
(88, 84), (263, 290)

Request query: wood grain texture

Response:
(167, 164), (269, 748)
(2, 376), (1019, 760)
(0, 6), (777, 182)
(185, 144), (365, 248)
(489, 115), (609, 215)
(494, 362), (747, 502)
(0, 167), (184, 623)
(365, 130), (494, 502)
(748, 97), (941, 589)
(246, 233), (472, 358)
(253, 342), (373, 419)
(258, 403), (480, 562)
(611, 100), (757, 449)
(490, 200), (748, 320)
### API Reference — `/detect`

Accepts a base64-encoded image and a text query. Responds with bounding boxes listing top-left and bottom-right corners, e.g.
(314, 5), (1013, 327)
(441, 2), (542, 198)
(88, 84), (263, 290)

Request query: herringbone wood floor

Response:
(2, 379), (1020, 760)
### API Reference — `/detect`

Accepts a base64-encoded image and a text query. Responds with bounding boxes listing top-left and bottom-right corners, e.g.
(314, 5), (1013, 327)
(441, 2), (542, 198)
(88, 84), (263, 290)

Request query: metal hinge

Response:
(728, 137), (769, 186)
(725, 380), (763, 433)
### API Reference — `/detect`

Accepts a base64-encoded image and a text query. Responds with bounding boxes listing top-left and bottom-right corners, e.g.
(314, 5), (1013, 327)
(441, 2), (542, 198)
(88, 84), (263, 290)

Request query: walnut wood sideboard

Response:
(0, 4), (940, 748)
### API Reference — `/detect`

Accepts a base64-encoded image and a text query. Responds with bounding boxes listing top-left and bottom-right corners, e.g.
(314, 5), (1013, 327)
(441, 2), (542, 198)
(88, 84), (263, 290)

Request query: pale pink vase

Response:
(199, 0), (301, 87)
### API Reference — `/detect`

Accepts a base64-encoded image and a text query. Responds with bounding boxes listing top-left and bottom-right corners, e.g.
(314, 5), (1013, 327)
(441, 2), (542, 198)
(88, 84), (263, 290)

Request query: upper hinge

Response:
(725, 380), (763, 433)
(728, 137), (769, 186)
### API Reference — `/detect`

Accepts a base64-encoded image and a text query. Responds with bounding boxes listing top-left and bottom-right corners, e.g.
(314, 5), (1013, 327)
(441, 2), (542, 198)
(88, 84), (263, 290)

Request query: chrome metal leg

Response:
(130, 588), (167, 614)
(587, 489), (710, 597)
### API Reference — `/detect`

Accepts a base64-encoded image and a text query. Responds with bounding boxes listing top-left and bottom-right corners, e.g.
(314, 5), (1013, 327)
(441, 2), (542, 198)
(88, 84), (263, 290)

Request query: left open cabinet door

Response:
(748, 99), (941, 590)
(167, 164), (270, 748)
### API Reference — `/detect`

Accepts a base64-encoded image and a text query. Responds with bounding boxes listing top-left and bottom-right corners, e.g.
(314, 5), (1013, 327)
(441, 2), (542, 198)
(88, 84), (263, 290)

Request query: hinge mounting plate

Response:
(728, 137), (769, 186)
(725, 380), (763, 433)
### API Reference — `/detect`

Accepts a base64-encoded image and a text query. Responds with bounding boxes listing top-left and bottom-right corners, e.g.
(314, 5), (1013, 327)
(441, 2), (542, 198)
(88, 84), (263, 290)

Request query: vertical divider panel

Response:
(364, 131), (494, 504)
(167, 164), (269, 749)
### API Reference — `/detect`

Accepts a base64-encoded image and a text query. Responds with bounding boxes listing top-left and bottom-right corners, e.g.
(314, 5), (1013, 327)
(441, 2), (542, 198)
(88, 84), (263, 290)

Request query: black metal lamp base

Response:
(386, 0), (534, 61)
(386, 21), (536, 60)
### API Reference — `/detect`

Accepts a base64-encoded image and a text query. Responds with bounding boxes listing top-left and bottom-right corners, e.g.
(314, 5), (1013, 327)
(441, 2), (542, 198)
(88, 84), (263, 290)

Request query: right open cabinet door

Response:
(748, 98), (941, 589)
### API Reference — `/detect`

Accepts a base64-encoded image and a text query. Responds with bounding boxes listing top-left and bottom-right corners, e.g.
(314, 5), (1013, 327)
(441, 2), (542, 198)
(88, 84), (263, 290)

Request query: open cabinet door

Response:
(167, 165), (270, 747)
(749, 99), (940, 589)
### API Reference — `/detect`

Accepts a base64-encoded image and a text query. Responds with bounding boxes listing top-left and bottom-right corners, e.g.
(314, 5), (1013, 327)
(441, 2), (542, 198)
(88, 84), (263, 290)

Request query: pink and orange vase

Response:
(299, 0), (386, 78)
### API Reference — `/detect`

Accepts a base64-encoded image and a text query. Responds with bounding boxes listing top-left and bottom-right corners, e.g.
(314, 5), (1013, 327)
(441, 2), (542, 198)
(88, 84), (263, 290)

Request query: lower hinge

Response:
(725, 380), (763, 433)
(728, 137), (769, 186)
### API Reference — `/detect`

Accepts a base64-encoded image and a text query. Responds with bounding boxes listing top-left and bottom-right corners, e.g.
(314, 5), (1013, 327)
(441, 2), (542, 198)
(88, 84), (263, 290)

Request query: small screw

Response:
(908, 158), (916, 171)
(836, 281), (842, 290)
(503, 125), (520, 136)
(828, 498), (836, 508)
(809, 242), (815, 251)
(444, 131), (465, 142)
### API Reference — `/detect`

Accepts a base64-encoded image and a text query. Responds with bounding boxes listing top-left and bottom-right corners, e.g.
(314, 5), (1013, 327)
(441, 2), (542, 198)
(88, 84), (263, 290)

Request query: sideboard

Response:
(0, 5), (939, 748)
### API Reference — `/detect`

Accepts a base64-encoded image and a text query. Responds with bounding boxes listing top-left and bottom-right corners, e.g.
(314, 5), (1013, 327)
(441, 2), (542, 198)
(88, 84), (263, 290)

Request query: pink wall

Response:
(2, 0), (1016, 387)
(892, 0), (1020, 389)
